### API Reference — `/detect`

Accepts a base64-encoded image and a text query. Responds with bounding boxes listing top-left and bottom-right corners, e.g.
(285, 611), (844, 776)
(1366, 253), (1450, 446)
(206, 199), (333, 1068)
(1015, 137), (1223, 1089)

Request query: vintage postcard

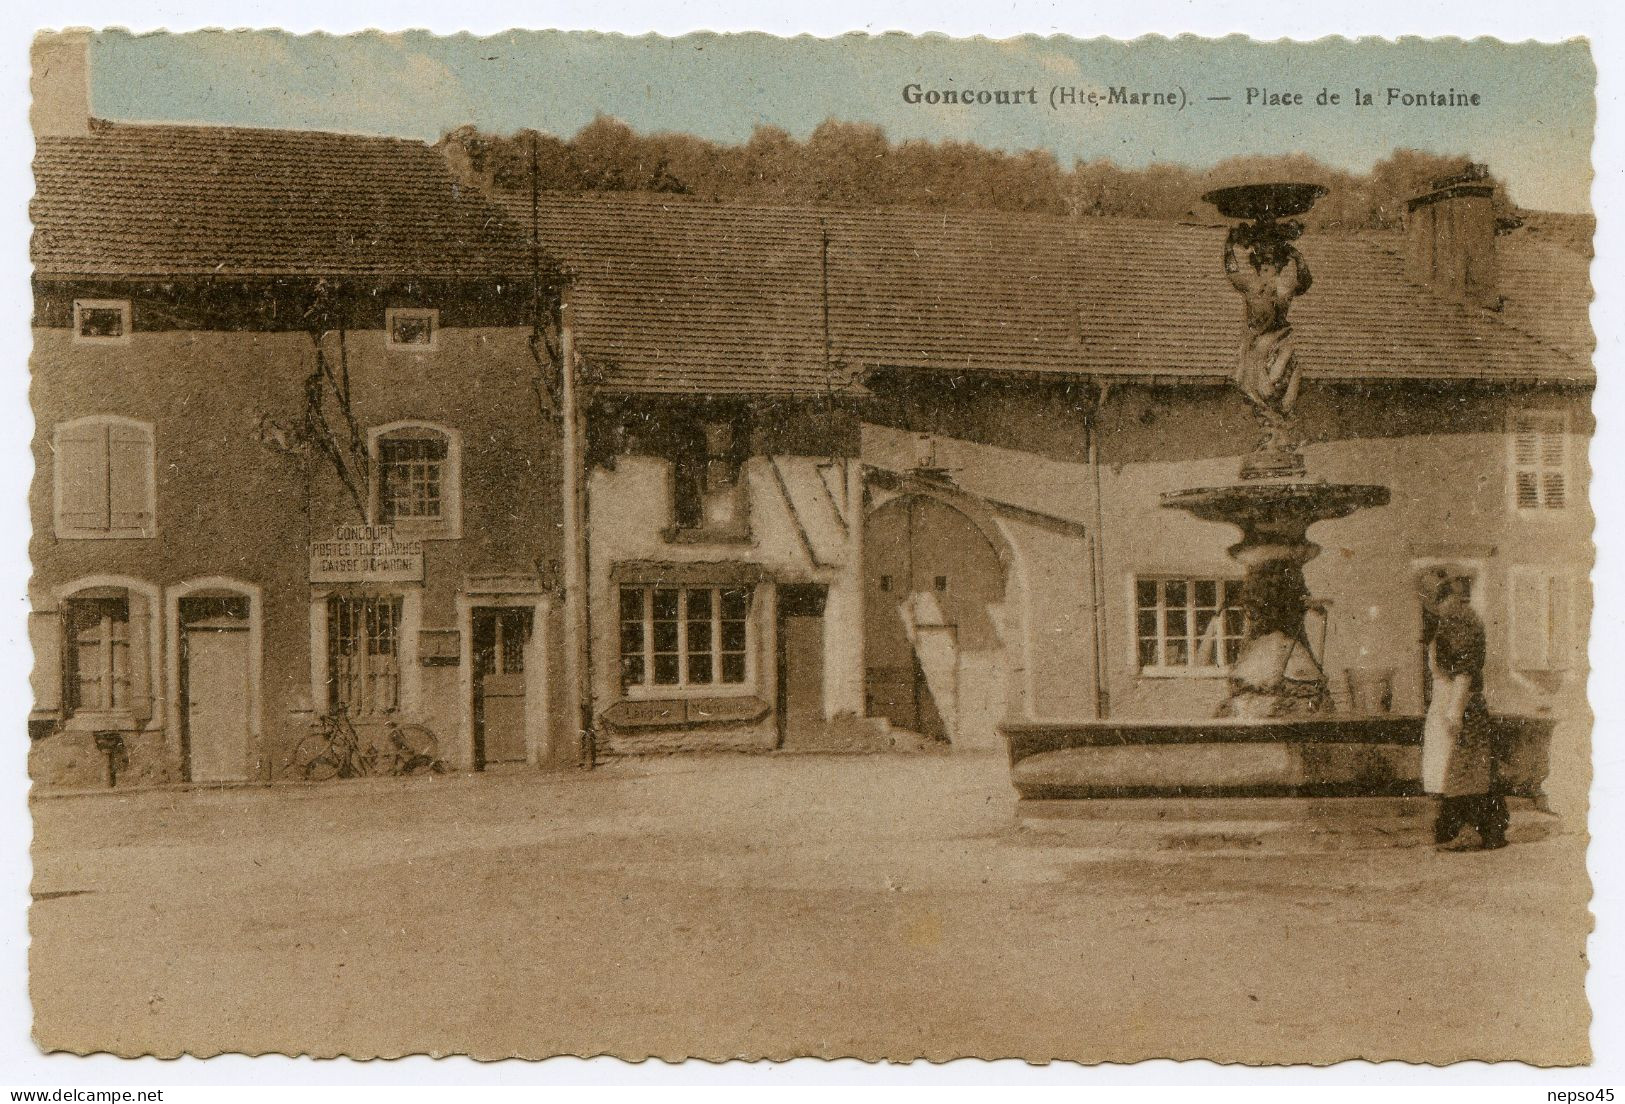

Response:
(23, 28), (1596, 1065)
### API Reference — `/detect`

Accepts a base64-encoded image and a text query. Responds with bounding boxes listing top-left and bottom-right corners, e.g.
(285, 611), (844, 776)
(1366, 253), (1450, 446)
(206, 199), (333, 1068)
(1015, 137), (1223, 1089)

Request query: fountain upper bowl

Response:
(1203, 182), (1328, 221)
(1161, 482), (1390, 526)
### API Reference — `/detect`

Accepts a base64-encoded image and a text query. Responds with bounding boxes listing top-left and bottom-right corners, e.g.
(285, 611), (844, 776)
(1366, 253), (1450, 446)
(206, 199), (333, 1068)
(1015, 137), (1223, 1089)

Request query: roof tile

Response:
(504, 193), (1591, 394)
(32, 122), (532, 277)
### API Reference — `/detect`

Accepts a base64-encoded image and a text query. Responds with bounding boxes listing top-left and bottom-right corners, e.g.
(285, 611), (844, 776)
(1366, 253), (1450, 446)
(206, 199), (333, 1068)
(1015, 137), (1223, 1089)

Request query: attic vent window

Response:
(386, 308), (438, 350)
(72, 299), (130, 344)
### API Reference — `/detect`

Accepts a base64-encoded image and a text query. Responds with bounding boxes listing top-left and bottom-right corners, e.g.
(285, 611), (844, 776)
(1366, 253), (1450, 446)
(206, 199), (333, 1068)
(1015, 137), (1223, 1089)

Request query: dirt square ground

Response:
(29, 753), (1591, 1063)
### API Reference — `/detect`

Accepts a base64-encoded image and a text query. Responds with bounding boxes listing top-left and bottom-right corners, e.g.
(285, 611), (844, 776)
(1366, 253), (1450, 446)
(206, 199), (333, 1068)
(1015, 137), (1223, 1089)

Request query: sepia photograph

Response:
(9, 12), (1614, 1084)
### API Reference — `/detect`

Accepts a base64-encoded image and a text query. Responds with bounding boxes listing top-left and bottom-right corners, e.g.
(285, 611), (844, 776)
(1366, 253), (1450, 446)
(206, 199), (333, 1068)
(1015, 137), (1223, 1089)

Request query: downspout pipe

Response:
(559, 291), (593, 766)
(1086, 379), (1112, 719)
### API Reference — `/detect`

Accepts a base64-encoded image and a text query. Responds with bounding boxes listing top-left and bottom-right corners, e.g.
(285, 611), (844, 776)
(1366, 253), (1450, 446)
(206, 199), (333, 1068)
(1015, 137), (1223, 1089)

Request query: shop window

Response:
(670, 414), (750, 537)
(1511, 411), (1568, 511)
(72, 299), (131, 344)
(385, 308), (438, 350)
(369, 422), (461, 538)
(1136, 576), (1244, 675)
(53, 416), (156, 539)
(620, 585), (751, 692)
(327, 594), (403, 715)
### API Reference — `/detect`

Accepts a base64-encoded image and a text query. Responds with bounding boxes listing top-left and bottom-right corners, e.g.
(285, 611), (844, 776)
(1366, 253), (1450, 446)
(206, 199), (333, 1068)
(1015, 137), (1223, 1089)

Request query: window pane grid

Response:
(619, 585), (751, 691)
(327, 595), (402, 714)
(65, 597), (132, 713)
(379, 438), (446, 521)
(1137, 577), (1243, 672)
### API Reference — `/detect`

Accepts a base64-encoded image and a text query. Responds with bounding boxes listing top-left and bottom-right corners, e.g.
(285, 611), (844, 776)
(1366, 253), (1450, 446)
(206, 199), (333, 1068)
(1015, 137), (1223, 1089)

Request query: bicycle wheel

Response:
(393, 724), (440, 774)
(294, 734), (341, 782)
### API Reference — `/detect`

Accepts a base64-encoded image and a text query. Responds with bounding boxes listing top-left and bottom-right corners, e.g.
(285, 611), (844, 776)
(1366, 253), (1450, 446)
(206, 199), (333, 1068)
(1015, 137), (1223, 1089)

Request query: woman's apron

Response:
(1421, 643), (1492, 796)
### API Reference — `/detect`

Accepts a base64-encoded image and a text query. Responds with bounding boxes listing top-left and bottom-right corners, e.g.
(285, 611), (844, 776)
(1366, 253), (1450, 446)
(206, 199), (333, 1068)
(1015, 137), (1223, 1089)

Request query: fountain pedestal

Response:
(1161, 481), (1389, 717)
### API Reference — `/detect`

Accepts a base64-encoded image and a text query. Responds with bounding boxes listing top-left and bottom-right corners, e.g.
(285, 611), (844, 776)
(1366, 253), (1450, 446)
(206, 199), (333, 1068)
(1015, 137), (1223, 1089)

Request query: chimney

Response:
(1405, 163), (1500, 311)
(31, 30), (92, 138)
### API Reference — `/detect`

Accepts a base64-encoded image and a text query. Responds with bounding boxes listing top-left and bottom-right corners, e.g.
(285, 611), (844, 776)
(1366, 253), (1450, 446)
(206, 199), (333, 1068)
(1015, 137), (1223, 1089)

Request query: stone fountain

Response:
(1000, 184), (1553, 809)
(1162, 183), (1388, 721)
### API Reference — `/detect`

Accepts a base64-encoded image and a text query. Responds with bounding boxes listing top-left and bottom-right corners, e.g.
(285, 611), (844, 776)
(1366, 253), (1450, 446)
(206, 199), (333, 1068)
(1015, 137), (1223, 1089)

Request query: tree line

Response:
(439, 116), (1520, 228)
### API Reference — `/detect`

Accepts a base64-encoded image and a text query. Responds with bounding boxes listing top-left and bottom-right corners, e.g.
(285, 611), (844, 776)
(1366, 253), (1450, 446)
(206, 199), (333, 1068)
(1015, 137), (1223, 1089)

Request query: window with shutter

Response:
(55, 584), (156, 724)
(53, 418), (155, 538)
(1510, 567), (1573, 673)
(668, 411), (751, 536)
(1511, 412), (1568, 511)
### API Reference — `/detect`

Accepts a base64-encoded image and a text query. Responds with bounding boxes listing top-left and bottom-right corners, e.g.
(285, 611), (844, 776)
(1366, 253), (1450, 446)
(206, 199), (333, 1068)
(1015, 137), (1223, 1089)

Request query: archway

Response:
(864, 494), (1009, 749)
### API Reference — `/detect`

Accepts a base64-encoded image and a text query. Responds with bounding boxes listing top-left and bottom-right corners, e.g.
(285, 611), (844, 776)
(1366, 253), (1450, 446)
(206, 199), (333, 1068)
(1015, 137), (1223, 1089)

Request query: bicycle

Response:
(293, 704), (376, 781)
(380, 713), (444, 775)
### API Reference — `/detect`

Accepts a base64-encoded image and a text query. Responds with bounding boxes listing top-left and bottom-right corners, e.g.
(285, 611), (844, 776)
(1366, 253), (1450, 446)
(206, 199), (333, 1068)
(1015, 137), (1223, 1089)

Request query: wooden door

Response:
(474, 607), (533, 767)
(776, 584), (827, 749)
(864, 500), (933, 735)
(864, 495), (1005, 746)
(184, 625), (252, 783)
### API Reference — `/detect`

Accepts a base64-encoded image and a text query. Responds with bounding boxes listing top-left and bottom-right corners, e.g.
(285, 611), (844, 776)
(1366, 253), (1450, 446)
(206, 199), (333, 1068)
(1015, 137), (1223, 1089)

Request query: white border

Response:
(4, 0), (1622, 1091)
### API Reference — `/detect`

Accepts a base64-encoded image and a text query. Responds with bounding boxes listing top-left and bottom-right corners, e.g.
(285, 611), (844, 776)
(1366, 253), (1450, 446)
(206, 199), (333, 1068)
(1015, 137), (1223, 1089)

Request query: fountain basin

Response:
(1002, 716), (1554, 800)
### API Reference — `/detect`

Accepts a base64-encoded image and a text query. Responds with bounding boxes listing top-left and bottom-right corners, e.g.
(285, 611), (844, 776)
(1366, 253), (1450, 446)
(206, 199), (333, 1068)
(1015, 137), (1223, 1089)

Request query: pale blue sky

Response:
(90, 30), (1595, 211)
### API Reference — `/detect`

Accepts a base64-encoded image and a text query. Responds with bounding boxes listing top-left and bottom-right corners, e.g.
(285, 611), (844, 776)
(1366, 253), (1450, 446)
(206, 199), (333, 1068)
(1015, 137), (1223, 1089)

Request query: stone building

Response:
(503, 192), (1591, 813)
(29, 114), (576, 786)
(28, 40), (1592, 812)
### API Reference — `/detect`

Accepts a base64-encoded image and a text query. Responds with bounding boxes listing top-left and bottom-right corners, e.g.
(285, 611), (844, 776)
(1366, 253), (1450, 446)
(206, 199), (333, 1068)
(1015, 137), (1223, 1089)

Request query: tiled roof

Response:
(32, 122), (532, 277)
(1495, 226), (1594, 363)
(502, 192), (1592, 395)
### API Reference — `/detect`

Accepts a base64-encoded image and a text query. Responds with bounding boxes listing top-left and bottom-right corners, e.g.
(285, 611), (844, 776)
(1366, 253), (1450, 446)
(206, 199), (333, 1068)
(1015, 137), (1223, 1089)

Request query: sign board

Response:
(309, 524), (424, 583)
(601, 696), (770, 730)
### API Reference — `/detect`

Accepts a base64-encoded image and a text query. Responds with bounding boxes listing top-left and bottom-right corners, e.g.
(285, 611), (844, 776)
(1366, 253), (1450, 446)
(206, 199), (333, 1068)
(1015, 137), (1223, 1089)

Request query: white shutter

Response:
(1510, 570), (1548, 670)
(1511, 412), (1567, 510)
(28, 610), (64, 714)
(126, 590), (153, 724)
(1546, 574), (1573, 671)
(55, 423), (110, 533)
(107, 424), (154, 534)
(1510, 569), (1573, 672)
(1512, 419), (1539, 466)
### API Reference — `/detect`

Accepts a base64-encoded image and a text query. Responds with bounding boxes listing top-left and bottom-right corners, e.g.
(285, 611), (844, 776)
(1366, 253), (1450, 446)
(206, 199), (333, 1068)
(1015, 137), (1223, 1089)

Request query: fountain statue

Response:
(1217, 183), (1320, 479)
(1162, 183), (1389, 718)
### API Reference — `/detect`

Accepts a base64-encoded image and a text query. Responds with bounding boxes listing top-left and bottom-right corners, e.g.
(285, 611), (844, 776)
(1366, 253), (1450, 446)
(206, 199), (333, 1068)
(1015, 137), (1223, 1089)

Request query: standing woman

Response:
(1422, 577), (1509, 851)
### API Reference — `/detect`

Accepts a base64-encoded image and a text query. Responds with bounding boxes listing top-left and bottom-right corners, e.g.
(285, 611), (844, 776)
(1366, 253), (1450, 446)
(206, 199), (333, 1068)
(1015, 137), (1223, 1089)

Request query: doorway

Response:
(472, 606), (534, 768)
(776, 584), (828, 749)
(180, 595), (252, 783)
(864, 495), (1007, 748)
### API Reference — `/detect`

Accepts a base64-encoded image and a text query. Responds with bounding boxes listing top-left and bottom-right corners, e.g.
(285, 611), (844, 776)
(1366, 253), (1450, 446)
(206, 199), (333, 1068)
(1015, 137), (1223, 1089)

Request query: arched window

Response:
(45, 577), (161, 730)
(53, 416), (156, 538)
(368, 422), (461, 539)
